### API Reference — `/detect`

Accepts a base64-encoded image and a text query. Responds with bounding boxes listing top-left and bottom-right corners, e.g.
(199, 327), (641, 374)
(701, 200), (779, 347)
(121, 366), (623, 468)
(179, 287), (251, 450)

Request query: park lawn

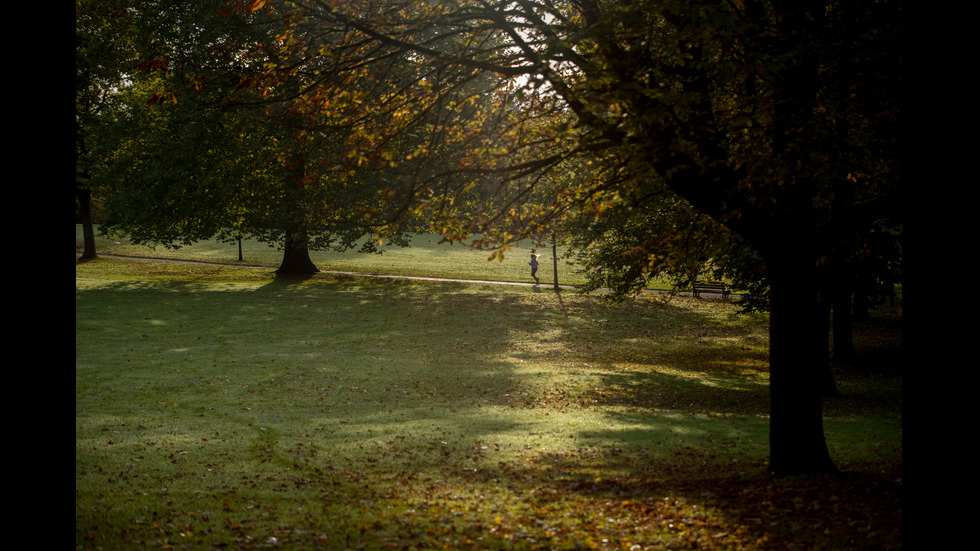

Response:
(75, 257), (902, 550)
(76, 225), (595, 287)
(76, 224), (690, 290)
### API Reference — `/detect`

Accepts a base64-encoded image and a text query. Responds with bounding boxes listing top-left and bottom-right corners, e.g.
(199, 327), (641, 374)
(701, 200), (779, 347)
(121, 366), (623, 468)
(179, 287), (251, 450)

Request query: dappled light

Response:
(79, 0), (901, 541)
(76, 259), (901, 549)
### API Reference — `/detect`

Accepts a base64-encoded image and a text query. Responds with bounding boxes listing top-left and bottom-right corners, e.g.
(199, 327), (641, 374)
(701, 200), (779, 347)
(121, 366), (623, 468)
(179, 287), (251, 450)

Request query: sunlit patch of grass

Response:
(77, 258), (901, 550)
(77, 225), (695, 289)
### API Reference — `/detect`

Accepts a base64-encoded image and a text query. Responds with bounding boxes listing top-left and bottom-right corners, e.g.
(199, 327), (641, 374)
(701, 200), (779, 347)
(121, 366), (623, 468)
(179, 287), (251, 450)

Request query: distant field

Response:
(76, 225), (609, 287)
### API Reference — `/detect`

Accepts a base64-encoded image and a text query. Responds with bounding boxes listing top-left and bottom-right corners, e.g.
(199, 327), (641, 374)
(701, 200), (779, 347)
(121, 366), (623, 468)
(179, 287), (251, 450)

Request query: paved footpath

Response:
(79, 254), (736, 298)
(323, 269), (579, 290)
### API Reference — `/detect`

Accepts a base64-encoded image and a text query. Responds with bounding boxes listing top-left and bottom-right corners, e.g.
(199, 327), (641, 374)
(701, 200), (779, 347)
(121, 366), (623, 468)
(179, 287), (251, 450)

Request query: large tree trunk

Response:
(275, 150), (319, 276)
(76, 182), (98, 260)
(276, 233), (319, 276)
(756, 2), (838, 476)
(765, 249), (837, 476)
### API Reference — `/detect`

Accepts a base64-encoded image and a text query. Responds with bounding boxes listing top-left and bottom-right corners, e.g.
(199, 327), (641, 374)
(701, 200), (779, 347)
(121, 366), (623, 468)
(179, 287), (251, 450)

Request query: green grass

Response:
(76, 256), (901, 550)
(76, 225), (602, 287)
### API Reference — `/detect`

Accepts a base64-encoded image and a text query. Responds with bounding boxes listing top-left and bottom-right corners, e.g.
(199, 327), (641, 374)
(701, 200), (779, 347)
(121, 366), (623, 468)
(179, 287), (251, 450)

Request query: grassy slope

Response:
(76, 255), (901, 549)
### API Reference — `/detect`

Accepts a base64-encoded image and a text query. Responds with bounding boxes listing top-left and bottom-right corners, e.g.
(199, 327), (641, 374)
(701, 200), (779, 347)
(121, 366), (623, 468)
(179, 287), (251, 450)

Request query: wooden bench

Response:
(692, 281), (730, 299)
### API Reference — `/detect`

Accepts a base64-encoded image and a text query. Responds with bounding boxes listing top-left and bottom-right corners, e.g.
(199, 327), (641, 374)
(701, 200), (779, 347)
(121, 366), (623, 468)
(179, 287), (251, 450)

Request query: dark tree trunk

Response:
(275, 150), (319, 276)
(76, 182), (98, 260)
(756, 2), (837, 476)
(765, 249), (837, 476)
(276, 233), (319, 276)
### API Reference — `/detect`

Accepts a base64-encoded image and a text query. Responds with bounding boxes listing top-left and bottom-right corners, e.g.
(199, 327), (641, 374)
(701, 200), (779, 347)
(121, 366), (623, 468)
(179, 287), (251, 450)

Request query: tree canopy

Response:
(83, 0), (431, 273)
(257, 0), (902, 474)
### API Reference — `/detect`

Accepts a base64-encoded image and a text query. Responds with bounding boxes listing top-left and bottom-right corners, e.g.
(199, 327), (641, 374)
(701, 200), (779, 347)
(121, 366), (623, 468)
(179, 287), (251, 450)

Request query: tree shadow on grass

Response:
(76, 260), (903, 549)
(446, 443), (901, 550)
(503, 293), (773, 417)
(270, 272), (317, 285)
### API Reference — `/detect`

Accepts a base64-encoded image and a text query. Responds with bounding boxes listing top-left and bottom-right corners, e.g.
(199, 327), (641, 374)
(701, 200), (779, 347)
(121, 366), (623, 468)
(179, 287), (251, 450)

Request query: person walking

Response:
(529, 253), (540, 285)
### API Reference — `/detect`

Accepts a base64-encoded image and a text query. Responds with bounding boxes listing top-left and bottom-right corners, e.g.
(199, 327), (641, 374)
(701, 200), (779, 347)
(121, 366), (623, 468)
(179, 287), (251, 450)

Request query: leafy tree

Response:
(267, 0), (901, 475)
(560, 183), (747, 298)
(91, 0), (425, 274)
(76, 0), (145, 259)
(565, 180), (899, 400)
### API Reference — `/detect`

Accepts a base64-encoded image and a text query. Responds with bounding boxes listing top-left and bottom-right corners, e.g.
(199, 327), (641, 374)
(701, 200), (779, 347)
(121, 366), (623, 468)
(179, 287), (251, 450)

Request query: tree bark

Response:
(76, 181), (98, 260)
(765, 248), (837, 476)
(276, 232), (319, 276)
(275, 150), (319, 276)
